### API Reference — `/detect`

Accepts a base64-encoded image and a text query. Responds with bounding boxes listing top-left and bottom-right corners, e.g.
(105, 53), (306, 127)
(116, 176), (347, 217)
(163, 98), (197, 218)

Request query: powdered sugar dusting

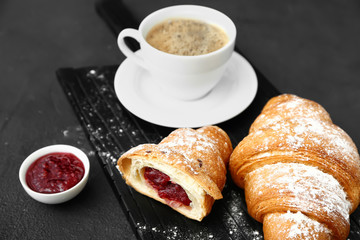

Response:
(158, 128), (226, 180)
(251, 163), (351, 220)
(250, 94), (359, 167)
(160, 128), (219, 157)
(251, 94), (331, 133)
(252, 116), (360, 168)
(248, 163), (351, 238)
(223, 186), (264, 239)
(135, 222), (219, 239)
(271, 211), (331, 239)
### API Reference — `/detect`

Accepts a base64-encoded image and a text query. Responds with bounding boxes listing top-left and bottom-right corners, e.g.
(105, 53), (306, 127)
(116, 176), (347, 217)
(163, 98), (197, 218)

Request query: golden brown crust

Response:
(245, 163), (351, 239)
(117, 126), (232, 221)
(249, 94), (332, 133)
(230, 116), (360, 210)
(229, 94), (360, 239)
(156, 126), (232, 198)
(196, 126), (233, 166)
(263, 212), (332, 240)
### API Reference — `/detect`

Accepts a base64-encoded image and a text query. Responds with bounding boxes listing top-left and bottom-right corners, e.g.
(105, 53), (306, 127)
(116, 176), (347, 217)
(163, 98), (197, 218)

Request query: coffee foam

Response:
(146, 18), (229, 56)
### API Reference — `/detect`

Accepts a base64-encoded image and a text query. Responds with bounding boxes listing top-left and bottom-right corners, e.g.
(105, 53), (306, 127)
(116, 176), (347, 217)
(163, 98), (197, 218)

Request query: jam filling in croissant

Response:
(144, 167), (191, 207)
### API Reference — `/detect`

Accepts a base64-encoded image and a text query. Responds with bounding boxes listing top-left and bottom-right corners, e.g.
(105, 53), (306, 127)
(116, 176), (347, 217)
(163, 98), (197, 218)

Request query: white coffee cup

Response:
(118, 5), (236, 101)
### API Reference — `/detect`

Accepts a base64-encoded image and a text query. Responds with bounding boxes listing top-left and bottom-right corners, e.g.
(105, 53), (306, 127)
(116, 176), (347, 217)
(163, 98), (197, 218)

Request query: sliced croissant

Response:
(117, 126), (232, 221)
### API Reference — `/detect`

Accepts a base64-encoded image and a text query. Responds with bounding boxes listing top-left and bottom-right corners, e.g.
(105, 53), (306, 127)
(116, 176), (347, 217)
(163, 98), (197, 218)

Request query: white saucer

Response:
(114, 50), (258, 128)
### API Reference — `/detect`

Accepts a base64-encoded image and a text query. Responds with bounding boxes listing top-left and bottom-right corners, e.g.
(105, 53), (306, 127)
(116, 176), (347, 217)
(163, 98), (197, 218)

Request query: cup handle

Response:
(118, 28), (147, 69)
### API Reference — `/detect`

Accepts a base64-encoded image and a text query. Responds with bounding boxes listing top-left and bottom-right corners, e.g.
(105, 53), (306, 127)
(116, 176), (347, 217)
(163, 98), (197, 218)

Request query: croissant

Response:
(229, 94), (360, 239)
(117, 126), (232, 221)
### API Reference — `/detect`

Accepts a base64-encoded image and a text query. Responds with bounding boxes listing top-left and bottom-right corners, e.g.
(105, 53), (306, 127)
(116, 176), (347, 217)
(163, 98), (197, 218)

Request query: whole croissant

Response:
(229, 94), (360, 239)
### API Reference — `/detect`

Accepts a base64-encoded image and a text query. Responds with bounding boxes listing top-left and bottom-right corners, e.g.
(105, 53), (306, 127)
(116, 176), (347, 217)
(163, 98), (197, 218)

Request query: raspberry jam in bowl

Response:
(19, 145), (90, 204)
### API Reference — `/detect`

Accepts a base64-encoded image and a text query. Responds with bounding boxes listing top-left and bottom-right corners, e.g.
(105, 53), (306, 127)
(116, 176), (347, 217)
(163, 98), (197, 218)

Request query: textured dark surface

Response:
(1, 0), (360, 239)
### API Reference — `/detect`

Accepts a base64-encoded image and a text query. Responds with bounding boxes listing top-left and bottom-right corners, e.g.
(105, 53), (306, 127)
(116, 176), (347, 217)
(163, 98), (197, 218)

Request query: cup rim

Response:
(138, 4), (237, 59)
(19, 144), (90, 200)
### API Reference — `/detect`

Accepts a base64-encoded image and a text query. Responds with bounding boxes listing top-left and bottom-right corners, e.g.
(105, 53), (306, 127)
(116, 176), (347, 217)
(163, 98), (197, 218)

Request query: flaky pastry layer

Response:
(118, 126), (232, 221)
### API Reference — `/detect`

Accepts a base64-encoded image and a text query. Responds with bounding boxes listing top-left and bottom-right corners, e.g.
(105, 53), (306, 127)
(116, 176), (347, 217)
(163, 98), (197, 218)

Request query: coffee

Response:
(146, 18), (229, 56)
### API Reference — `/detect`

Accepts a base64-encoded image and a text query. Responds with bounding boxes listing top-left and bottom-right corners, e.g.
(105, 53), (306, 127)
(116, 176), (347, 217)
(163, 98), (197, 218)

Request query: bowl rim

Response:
(19, 144), (90, 199)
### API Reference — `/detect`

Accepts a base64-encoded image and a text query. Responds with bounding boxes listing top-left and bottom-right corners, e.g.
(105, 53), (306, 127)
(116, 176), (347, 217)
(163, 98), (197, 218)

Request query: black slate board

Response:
(55, 0), (360, 239)
(56, 62), (278, 240)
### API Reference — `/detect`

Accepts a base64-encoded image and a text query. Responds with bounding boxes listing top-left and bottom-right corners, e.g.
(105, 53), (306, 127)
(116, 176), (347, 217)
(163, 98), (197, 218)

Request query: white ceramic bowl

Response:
(19, 144), (90, 204)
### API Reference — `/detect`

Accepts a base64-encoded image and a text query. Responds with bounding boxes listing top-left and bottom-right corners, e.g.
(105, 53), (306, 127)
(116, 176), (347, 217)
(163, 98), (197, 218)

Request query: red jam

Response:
(144, 167), (191, 206)
(26, 152), (85, 194)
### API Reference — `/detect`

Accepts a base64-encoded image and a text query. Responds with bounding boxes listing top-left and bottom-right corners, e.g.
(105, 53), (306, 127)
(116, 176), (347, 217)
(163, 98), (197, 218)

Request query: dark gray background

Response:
(1, 0), (359, 239)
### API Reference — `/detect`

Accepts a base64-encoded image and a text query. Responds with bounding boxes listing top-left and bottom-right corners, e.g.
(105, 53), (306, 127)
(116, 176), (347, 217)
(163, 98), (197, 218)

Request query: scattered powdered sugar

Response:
(250, 95), (359, 166)
(98, 151), (118, 164)
(222, 187), (264, 240)
(136, 223), (181, 239)
(135, 222), (218, 239)
(158, 128), (226, 177)
(160, 129), (218, 154)
(274, 211), (331, 239)
(265, 117), (359, 165)
(157, 144), (201, 175)
(251, 95), (331, 133)
(248, 163), (351, 237)
(285, 134), (305, 149)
